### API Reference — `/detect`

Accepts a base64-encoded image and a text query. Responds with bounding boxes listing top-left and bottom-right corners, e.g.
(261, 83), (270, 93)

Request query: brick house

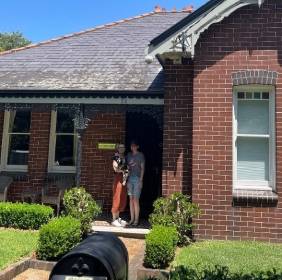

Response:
(0, 0), (282, 242)
(147, 0), (282, 242)
(0, 10), (189, 215)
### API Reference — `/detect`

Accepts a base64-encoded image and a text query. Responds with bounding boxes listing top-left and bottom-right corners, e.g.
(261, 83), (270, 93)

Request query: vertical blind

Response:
(236, 97), (270, 183)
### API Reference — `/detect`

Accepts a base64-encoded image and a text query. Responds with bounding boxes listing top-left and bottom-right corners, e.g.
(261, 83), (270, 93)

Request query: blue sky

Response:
(0, 0), (207, 43)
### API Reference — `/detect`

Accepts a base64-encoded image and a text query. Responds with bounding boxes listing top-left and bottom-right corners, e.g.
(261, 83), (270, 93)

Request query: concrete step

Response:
(92, 225), (150, 239)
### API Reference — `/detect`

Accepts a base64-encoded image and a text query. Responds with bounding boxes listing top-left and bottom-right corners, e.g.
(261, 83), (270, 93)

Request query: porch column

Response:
(74, 105), (90, 186)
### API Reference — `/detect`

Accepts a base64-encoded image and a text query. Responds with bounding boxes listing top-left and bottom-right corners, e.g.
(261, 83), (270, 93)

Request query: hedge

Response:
(0, 202), (53, 230)
(144, 225), (178, 269)
(169, 266), (282, 280)
(36, 216), (81, 261)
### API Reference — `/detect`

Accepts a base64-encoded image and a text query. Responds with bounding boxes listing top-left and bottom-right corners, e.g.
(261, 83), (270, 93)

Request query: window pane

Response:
(56, 111), (74, 133)
(237, 137), (269, 181)
(9, 111), (31, 133)
(7, 135), (29, 165)
(238, 100), (269, 134)
(55, 135), (76, 166)
(262, 92), (269, 100)
(238, 92), (245, 99)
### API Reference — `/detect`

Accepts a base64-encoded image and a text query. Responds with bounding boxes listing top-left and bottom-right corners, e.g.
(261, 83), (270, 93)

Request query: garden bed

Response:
(0, 228), (38, 270)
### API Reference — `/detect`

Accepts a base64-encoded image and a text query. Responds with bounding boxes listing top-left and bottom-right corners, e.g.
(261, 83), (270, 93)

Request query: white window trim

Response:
(0, 110), (29, 172)
(232, 85), (276, 191)
(48, 110), (77, 173)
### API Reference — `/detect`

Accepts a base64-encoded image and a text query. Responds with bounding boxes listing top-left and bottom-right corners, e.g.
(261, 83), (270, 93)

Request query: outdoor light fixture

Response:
(145, 55), (154, 64)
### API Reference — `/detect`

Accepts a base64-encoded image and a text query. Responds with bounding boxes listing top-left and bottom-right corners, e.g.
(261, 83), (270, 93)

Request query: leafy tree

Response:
(0, 32), (31, 52)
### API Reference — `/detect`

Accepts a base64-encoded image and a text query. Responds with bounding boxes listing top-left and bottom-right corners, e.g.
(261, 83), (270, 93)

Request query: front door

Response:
(125, 111), (163, 218)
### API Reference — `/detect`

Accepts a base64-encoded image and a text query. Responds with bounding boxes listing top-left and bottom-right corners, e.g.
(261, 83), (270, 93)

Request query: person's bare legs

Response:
(133, 197), (140, 225)
(112, 211), (119, 222)
(129, 196), (135, 224)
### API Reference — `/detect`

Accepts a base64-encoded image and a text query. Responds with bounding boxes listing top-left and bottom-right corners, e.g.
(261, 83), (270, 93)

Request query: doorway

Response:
(125, 111), (163, 218)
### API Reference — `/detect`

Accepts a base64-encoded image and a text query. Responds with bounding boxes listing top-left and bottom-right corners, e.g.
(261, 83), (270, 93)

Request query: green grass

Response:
(0, 228), (38, 270)
(174, 241), (282, 274)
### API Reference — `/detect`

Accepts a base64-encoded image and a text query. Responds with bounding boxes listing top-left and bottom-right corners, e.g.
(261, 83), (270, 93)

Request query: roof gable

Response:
(147, 0), (264, 61)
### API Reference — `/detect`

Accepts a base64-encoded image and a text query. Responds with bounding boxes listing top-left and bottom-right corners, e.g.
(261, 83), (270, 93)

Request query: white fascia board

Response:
(146, 0), (264, 59)
(0, 96), (164, 106)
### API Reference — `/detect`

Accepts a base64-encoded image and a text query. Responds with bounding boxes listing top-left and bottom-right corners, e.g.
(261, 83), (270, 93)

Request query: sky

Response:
(0, 0), (207, 43)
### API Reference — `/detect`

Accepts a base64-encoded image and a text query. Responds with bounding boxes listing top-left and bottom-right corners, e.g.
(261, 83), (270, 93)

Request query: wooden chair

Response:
(42, 175), (74, 216)
(0, 176), (13, 202)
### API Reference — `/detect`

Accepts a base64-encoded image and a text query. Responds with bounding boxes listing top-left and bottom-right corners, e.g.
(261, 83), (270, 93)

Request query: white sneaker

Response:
(118, 218), (127, 227)
(111, 219), (123, 227)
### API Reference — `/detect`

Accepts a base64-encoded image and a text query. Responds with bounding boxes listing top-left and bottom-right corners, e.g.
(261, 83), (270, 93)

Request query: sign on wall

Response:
(97, 143), (117, 150)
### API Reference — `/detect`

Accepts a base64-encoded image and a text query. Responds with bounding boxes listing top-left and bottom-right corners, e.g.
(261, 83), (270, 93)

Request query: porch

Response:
(0, 90), (164, 214)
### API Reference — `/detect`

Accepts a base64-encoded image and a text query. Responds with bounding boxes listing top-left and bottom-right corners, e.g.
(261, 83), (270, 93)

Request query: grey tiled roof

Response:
(0, 12), (188, 91)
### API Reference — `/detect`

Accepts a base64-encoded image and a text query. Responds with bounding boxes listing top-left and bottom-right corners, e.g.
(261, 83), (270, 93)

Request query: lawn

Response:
(174, 241), (282, 274)
(0, 228), (38, 270)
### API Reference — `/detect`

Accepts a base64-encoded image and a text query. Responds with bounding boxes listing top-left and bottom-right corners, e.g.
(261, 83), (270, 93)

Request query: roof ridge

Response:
(0, 10), (190, 57)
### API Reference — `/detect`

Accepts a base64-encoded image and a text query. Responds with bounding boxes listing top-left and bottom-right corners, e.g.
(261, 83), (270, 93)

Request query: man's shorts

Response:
(127, 176), (141, 198)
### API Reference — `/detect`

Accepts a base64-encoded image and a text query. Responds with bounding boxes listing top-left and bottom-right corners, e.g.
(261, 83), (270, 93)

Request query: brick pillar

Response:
(162, 59), (194, 196)
(28, 109), (51, 194)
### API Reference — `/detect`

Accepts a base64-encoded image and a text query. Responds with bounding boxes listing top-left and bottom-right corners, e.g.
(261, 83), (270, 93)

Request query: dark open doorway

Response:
(125, 110), (163, 218)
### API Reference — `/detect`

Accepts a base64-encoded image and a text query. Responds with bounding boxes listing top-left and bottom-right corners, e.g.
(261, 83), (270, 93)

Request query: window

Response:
(233, 86), (275, 190)
(48, 109), (77, 173)
(1, 110), (31, 171)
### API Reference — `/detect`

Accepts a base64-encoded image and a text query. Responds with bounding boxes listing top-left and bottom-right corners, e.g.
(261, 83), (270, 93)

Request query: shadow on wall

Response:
(162, 58), (193, 197)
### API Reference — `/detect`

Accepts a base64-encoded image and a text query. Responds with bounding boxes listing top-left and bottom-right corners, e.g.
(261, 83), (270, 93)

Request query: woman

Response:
(126, 140), (145, 226)
(111, 144), (128, 227)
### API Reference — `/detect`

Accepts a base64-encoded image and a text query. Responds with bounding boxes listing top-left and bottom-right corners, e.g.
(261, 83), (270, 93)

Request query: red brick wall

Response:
(191, 0), (282, 241)
(163, 0), (282, 242)
(0, 107), (125, 209)
(0, 108), (124, 209)
(162, 60), (193, 197)
(7, 108), (51, 200)
(81, 112), (126, 211)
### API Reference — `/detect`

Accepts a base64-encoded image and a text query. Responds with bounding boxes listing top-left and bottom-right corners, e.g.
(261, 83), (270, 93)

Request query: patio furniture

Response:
(42, 175), (74, 216)
(0, 175), (13, 202)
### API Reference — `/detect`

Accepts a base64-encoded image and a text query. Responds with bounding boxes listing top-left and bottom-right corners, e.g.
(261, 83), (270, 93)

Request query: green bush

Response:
(37, 216), (81, 261)
(149, 193), (200, 246)
(0, 202), (53, 230)
(144, 225), (178, 269)
(169, 266), (282, 280)
(63, 187), (101, 235)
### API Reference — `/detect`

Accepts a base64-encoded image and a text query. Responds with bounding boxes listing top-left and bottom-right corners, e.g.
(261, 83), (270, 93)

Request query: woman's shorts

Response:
(127, 176), (141, 198)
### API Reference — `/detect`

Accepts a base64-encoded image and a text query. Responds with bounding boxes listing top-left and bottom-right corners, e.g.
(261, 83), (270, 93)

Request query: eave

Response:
(146, 0), (265, 63)
(0, 90), (164, 105)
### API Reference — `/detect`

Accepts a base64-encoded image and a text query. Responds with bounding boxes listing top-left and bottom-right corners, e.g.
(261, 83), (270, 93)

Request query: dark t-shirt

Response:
(126, 152), (145, 178)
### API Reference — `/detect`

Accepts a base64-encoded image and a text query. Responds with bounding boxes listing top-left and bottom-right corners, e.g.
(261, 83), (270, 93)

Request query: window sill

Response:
(233, 189), (278, 207)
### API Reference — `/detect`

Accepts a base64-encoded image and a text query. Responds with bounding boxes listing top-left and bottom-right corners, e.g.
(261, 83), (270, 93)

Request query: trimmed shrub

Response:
(37, 216), (81, 261)
(0, 202), (53, 230)
(169, 266), (282, 280)
(144, 225), (178, 269)
(149, 193), (200, 246)
(63, 187), (101, 235)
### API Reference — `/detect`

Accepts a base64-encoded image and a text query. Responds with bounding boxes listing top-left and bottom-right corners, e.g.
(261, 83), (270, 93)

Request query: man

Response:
(126, 140), (145, 226)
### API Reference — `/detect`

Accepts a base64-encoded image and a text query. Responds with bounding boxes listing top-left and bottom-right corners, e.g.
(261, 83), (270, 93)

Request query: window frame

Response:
(48, 110), (77, 173)
(0, 110), (31, 172)
(232, 85), (276, 191)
